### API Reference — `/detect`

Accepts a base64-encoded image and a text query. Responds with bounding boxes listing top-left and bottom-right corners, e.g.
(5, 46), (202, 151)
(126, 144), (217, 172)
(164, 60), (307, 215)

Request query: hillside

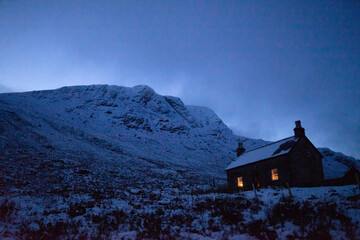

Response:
(0, 85), (268, 196)
(319, 148), (360, 180)
(1, 85), (359, 193)
(0, 85), (359, 239)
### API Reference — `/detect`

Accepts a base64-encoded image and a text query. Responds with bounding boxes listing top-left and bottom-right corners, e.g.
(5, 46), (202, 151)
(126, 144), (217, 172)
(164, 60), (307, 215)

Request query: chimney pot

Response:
(236, 142), (245, 157)
(294, 120), (305, 137)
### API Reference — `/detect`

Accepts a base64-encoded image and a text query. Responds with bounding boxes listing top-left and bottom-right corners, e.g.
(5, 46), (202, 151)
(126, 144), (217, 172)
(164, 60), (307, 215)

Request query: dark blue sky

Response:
(1, 1), (359, 158)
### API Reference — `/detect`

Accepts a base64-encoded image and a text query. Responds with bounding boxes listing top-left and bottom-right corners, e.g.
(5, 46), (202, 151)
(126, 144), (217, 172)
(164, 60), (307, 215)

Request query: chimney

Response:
(293, 120), (305, 138)
(236, 142), (245, 157)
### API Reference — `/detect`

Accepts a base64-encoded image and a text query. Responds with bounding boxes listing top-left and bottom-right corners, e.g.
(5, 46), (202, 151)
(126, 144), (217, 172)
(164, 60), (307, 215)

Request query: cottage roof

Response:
(226, 136), (299, 170)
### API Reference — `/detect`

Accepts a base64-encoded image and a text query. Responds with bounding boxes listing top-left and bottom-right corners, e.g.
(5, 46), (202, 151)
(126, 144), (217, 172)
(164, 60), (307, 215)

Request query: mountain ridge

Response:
(0, 84), (358, 196)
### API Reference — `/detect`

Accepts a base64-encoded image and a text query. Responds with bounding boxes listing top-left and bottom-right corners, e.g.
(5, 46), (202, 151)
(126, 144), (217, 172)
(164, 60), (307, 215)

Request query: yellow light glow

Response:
(272, 168), (279, 181)
(237, 177), (243, 187)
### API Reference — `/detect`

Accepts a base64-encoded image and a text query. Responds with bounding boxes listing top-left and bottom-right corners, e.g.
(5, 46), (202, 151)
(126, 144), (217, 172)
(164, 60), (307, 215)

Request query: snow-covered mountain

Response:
(0, 84), (358, 196)
(1, 85), (359, 239)
(0, 84), (266, 195)
(319, 147), (360, 179)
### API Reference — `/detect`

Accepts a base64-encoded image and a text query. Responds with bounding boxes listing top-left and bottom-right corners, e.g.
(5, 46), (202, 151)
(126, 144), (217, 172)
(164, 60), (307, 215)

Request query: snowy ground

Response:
(1, 85), (359, 239)
(1, 185), (359, 239)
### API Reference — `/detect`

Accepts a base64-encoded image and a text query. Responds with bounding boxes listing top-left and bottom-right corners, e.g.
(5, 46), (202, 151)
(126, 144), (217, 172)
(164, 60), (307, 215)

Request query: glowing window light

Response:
(272, 168), (279, 181)
(237, 177), (243, 187)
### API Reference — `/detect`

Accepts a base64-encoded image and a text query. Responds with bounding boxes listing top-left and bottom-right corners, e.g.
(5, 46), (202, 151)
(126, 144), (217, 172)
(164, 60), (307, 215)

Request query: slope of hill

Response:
(1, 85), (359, 195)
(319, 148), (360, 179)
(0, 84), (267, 196)
(0, 85), (359, 239)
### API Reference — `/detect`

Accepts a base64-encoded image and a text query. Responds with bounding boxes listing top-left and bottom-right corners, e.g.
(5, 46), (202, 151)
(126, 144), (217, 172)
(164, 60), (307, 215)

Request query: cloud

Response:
(0, 84), (13, 93)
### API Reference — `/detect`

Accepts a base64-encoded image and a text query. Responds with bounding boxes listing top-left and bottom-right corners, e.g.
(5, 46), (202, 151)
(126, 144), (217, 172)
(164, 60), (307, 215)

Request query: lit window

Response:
(237, 177), (243, 187)
(271, 169), (279, 181)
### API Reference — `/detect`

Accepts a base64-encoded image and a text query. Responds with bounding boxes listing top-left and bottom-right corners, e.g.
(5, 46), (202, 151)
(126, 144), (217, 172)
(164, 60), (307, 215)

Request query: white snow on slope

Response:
(319, 148), (360, 179)
(1, 84), (360, 239)
(0, 184), (359, 239)
(0, 84), (358, 187)
(0, 84), (267, 193)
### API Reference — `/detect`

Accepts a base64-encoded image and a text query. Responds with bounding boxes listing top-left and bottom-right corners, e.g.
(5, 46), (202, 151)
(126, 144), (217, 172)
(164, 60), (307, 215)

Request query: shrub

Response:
(0, 199), (15, 221)
(246, 219), (278, 240)
(267, 199), (357, 239)
(68, 202), (87, 218)
(136, 209), (165, 239)
(192, 196), (262, 226)
(96, 209), (128, 235)
(169, 212), (194, 227)
(20, 220), (84, 240)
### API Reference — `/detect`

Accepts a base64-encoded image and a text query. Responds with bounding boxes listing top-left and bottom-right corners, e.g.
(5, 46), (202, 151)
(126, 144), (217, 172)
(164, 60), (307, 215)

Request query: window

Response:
(271, 169), (279, 181)
(237, 177), (243, 187)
